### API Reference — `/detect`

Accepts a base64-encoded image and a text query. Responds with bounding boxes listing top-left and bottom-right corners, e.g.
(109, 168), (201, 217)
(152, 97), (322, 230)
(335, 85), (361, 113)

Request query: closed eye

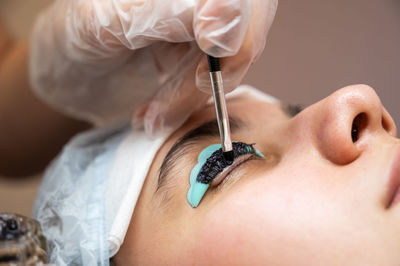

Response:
(196, 142), (263, 185)
(210, 154), (259, 188)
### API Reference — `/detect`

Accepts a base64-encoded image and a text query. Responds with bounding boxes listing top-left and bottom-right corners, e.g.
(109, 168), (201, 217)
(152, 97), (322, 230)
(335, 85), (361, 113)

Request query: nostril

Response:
(351, 113), (368, 143)
(351, 122), (358, 143)
(382, 116), (390, 133)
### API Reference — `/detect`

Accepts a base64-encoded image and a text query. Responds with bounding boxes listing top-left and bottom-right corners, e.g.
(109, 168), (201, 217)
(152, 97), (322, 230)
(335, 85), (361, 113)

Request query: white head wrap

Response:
(33, 85), (278, 265)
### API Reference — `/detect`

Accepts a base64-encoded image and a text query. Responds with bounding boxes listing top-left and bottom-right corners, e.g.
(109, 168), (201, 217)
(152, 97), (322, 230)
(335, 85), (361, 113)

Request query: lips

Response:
(386, 145), (400, 209)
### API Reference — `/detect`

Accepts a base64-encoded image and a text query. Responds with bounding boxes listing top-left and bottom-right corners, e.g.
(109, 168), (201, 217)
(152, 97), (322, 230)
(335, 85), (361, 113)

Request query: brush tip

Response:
(223, 150), (234, 165)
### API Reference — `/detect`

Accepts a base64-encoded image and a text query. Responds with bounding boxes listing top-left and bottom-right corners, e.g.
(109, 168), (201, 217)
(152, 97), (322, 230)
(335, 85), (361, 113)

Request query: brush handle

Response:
(206, 54), (233, 153)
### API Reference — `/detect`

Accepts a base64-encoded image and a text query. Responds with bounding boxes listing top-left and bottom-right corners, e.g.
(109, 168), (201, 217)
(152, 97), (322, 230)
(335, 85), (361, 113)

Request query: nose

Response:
(313, 85), (397, 165)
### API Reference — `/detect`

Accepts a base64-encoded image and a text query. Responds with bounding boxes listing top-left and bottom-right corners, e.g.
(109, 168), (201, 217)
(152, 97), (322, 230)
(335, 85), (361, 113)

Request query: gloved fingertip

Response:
(196, 81), (212, 94)
(200, 44), (239, 58)
(194, 0), (251, 57)
(196, 57), (243, 94)
(143, 115), (162, 138)
(220, 79), (238, 94)
(196, 59), (213, 94)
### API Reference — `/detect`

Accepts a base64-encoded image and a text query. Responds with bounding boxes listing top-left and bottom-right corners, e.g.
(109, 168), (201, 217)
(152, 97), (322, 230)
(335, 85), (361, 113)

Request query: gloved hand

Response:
(30, 0), (278, 135)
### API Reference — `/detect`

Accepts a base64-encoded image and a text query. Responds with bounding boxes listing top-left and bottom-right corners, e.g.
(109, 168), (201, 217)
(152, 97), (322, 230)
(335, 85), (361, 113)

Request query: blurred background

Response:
(0, 0), (52, 217)
(0, 0), (399, 216)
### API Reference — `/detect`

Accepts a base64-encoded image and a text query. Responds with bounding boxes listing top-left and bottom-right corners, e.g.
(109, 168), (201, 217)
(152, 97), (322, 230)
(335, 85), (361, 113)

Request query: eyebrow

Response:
(156, 117), (244, 192)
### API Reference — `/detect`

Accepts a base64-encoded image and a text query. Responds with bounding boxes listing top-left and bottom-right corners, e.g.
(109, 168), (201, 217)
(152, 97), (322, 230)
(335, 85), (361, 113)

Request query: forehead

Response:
(190, 97), (286, 129)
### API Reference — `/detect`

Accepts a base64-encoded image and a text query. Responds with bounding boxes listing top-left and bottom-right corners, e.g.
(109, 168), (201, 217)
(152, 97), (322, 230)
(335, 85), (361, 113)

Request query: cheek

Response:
(192, 196), (274, 264)
(191, 179), (320, 265)
(189, 165), (370, 265)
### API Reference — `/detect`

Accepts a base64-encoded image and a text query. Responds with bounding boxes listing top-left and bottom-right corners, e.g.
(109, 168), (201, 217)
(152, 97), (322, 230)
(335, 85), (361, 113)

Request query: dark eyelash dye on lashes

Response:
(187, 142), (264, 208)
(197, 142), (260, 184)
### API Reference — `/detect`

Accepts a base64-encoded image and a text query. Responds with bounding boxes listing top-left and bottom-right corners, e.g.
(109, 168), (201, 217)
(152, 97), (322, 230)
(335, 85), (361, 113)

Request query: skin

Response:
(0, 21), (91, 177)
(115, 84), (400, 265)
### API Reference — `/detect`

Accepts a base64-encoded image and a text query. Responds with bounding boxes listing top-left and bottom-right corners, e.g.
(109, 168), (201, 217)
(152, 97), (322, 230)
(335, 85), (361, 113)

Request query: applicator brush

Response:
(206, 55), (234, 164)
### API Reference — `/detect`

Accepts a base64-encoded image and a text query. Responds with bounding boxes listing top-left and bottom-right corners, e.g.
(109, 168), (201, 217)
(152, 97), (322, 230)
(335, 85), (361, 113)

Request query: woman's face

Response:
(115, 85), (400, 265)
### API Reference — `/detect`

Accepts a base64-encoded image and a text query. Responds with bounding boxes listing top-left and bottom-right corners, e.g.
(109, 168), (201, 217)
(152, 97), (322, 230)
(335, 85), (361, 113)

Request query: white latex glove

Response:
(30, 0), (278, 135)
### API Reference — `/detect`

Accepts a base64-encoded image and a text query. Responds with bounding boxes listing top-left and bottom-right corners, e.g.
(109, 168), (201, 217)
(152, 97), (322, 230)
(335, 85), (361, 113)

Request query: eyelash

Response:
(284, 104), (303, 117)
(213, 104), (300, 187)
(211, 154), (259, 189)
(196, 142), (261, 185)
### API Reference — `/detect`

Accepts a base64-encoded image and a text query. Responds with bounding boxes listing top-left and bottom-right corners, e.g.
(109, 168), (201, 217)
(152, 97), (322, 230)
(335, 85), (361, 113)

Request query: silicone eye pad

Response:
(187, 143), (264, 208)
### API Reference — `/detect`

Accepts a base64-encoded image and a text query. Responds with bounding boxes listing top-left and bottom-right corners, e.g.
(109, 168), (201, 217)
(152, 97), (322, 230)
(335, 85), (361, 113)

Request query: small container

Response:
(0, 213), (47, 265)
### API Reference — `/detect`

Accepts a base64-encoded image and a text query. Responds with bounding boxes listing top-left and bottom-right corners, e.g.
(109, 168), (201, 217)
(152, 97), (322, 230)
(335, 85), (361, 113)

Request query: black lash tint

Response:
(196, 142), (258, 184)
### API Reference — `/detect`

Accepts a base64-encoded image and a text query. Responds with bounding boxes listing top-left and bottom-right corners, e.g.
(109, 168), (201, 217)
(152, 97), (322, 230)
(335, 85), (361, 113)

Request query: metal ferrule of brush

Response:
(209, 70), (233, 153)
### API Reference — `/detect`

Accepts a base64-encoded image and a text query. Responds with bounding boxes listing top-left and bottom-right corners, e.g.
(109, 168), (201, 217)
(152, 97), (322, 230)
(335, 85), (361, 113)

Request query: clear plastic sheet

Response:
(29, 0), (278, 135)
(33, 120), (168, 265)
(33, 122), (130, 266)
